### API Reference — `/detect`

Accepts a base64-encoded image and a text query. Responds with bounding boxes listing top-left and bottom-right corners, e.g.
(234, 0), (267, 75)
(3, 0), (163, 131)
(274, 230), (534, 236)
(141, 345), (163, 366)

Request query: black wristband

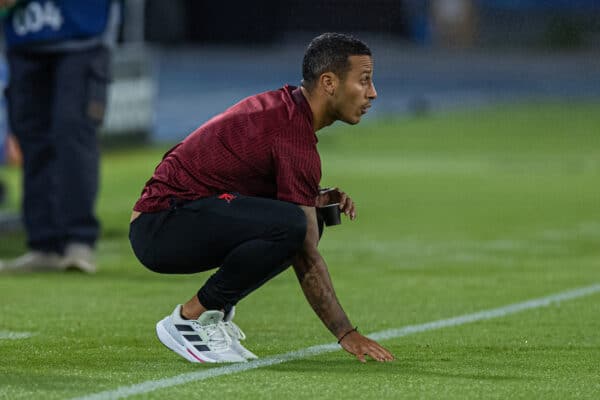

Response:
(337, 326), (358, 344)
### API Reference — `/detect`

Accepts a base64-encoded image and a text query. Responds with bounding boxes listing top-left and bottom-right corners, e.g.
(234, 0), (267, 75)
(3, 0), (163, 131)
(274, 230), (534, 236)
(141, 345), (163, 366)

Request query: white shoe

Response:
(62, 243), (96, 273)
(156, 305), (247, 363)
(0, 251), (65, 272)
(0, 244), (96, 274)
(223, 306), (258, 360)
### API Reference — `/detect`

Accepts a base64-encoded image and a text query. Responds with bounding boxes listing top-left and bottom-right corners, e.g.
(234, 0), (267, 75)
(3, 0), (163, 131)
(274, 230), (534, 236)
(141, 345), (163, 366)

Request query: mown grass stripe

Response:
(73, 283), (600, 400)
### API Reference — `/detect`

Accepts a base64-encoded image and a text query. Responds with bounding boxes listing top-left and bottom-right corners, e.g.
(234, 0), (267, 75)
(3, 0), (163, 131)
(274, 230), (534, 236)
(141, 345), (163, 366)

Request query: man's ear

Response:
(319, 72), (338, 96)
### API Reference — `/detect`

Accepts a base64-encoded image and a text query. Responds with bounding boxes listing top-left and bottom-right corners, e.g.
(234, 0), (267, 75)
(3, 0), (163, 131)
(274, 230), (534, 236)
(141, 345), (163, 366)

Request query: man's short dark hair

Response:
(302, 33), (371, 91)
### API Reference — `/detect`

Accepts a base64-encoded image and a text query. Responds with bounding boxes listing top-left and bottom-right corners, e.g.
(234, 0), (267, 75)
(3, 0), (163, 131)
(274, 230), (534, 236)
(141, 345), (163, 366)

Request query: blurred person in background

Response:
(129, 33), (394, 364)
(0, 0), (121, 273)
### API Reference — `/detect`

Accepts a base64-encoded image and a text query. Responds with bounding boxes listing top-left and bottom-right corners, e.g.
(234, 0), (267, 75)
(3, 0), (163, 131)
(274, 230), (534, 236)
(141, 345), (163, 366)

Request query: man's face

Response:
(331, 55), (377, 125)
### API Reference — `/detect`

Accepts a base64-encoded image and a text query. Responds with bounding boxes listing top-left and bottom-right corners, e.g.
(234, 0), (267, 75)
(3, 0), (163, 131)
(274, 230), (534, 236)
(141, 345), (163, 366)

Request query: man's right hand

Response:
(339, 330), (395, 363)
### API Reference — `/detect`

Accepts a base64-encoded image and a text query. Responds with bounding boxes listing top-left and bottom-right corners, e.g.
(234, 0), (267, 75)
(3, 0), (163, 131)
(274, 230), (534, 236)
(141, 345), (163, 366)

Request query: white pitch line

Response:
(74, 283), (600, 400)
(0, 331), (35, 340)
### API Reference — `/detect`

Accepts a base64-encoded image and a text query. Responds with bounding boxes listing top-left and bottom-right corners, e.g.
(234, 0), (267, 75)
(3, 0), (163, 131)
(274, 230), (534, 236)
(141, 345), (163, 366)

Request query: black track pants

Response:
(129, 194), (309, 310)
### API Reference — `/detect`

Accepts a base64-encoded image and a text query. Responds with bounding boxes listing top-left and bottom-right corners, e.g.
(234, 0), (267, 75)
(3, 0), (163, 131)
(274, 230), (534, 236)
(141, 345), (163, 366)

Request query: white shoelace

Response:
(222, 321), (246, 341)
(191, 321), (232, 352)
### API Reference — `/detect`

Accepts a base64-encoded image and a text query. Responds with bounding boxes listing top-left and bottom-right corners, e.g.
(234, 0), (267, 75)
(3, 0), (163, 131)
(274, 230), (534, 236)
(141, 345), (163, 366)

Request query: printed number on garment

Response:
(12, 1), (63, 36)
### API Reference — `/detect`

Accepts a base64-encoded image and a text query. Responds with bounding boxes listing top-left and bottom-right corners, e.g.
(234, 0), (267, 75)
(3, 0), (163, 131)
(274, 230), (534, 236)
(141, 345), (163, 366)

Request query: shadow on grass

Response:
(261, 355), (531, 382)
(400, 367), (530, 382)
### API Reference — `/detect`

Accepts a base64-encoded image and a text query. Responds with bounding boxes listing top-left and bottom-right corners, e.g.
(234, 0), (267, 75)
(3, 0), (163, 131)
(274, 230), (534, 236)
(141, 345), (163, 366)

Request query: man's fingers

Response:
(368, 347), (389, 362)
(370, 343), (393, 360)
(376, 350), (394, 362)
(338, 192), (347, 209)
(341, 332), (394, 363)
(343, 198), (353, 214)
(383, 348), (395, 360)
(364, 341), (394, 362)
(324, 188), (358, 220)
(337, 193), (358, 220)
(374, 343), (394, 361)
(352, 343), (392, 363)
(348, 201), (356, 220)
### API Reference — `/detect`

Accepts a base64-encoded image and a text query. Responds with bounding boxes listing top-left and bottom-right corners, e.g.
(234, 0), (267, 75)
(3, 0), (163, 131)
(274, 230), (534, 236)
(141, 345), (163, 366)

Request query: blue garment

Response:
(5, 47), (109, 251)
(3, 0), (117, 251)
(4, 0), (112, 49)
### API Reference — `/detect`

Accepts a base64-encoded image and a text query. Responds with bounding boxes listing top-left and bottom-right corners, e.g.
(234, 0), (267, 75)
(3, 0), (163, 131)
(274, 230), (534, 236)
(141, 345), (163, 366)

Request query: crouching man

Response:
(129, 33), (393, 364)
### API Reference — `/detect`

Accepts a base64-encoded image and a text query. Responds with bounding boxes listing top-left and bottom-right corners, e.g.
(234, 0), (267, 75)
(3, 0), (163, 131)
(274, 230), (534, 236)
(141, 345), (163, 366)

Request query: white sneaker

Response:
(62, 243), (96, 273)
(0, 251), (65, 272)
(0, 244), (96, 274)
(155, 305), (246, 363)
(223, 306), (258, 360)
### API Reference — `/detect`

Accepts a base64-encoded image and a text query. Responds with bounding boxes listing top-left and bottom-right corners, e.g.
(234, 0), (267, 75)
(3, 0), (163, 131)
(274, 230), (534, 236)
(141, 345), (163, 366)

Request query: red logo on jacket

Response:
(218, 193), (237, 203)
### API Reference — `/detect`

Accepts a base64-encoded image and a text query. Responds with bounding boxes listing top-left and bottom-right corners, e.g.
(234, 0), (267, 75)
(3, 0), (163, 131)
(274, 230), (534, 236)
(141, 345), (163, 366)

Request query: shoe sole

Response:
(155, 318), (217, 363)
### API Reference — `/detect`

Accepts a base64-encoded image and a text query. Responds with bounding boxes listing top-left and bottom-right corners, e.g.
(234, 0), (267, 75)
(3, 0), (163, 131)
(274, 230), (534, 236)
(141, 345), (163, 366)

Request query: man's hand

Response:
(338, 330), (394, 363)
(316, 187), (356, 220)
(294, 205), (394, 363)
(294, 206), (354, 341)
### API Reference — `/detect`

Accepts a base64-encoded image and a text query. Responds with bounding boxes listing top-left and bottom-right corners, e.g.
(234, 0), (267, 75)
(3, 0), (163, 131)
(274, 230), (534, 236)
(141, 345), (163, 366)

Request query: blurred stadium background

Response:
(127, 0), (600, 143)
(3, 0), (600, 144)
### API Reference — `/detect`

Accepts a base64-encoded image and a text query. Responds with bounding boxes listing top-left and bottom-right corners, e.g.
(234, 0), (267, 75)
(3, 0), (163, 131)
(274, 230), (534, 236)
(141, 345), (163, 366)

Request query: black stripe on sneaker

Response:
(183, 334), (202, 341)
(194, 344), (210, 352)
(175, 324), (195, 332)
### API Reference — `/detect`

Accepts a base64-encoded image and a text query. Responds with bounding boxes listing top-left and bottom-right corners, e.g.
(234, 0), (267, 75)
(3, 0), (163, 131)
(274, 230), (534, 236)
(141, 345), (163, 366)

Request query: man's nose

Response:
(368, 82), (377, 100)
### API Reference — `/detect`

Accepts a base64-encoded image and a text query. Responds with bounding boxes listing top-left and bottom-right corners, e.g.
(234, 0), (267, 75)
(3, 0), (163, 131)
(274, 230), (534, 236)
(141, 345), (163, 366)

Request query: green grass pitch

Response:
(0, 101), (599, 399)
